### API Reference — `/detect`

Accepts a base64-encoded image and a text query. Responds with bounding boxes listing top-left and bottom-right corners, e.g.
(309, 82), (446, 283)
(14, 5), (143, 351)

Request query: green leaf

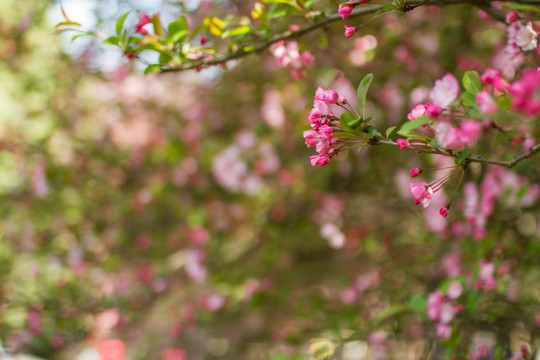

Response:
(400, 115), (430, 133)
(222, 26), (252, 38)
(168, 17), (189, 43)
(408, 295), (427, 313)
(357, 73), (373, 109)
(104, 36), (119, 45)
(495, 94), (511, 110)
(374, 305), (411, 323)
(385, 126), (397, 139)
(455, 149), (472, 165)
(71, 33), (98, 42)
(347, 117), (364, 129)
(373, 4), (395, 17)
(116, 12), (130, 35)
(367, 126), (377, 139)
(461, 91), (477, 108)
(507, 3), (540, 13)
(56, 21), (82, 27)
(462, 71), (481, 96)
(144, 64), (161, 75)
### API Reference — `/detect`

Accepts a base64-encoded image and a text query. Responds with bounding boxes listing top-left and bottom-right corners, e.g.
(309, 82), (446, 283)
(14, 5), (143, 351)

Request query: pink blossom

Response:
(427, 290), (444, 320)
(509, 69), (540, 115)
(409, 168), (422, 177)
(407, 103), (428, 120)
(344, 25), (358, 39)
(436, 323), (452, 339)
(396, 139), (409, 149)
(315, 87), (339, 104)
(439, 205), (449, 218)
(506, 11), (518, 23)
(433, 121), (462, 149)
(338, 3), (355, 19)
(98, 339), (126, 360)
(319, 125), (333, 140)
(310, 154), (330, 167)
(316, 139), (330, 154)
(440, 302), (456, 324)
(303, 130), (318, 147)
(447, 280), (463, 299)
(341, 287), (358, 304)
(136, 13), (152, 35)
(508, 21), (538, 52)
(480, 68), (508, 92)
(410, 182), (434, 208)
(161, 348), (187, 360)
(476, 89), (497, 113)
(460, 120), (483, 147)
(426, 103), (442, 117)
(470, 345), (489, 360)
(430, 73), (459, 109)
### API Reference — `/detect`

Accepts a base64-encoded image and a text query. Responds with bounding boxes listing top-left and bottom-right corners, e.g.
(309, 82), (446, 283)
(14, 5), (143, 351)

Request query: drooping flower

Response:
(430, 73), (460, 109)
(410, 182), (434, 208)
(344, 25), (359, 39)
(409, 168), (422, 177)
(338, 3), (355, 19)
(310, 154), (330, 167)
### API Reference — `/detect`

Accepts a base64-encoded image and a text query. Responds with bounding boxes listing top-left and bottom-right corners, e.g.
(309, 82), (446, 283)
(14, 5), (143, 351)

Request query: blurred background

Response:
(0, 0), (539, 359)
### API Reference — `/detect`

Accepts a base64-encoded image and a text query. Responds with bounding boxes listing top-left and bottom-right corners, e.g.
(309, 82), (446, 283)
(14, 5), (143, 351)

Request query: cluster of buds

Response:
(303, 87), (341, 167)
(339, 1), (367, 38)
(269, 40), (314, 80)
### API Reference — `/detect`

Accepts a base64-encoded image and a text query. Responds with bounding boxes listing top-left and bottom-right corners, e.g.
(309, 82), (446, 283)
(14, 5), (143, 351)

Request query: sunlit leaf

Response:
(204, 17), (226, 37)
(357, 73), (373, 110)
(116, 12), (130, 35)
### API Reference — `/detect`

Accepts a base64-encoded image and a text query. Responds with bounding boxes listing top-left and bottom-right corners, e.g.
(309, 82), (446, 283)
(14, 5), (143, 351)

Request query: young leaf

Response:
(104, 36), (119, 45)
(400, 115), (430, 133)
(152, 14), (165, 37)
(222, 26), (252, 38)
(168, 17), (189, 43)
(357, 73), (373, 109)
(251, 2), (268, 24)
(461, 91), (477, 108)
(116, 12), (130, 35)
(385, 126), (397, 139)
(144, 64), (161, 75)
(454, 149), (472, 165)
(462, 71), (481, 96)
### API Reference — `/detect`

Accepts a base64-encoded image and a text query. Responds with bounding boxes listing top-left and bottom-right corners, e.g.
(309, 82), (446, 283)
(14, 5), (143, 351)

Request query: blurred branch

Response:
(159, 0), (539, 72)
(378, 140), (540, 168)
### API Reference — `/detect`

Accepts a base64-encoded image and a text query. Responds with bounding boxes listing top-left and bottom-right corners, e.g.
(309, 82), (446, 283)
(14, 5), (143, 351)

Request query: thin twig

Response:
(378, 140), (540, 168)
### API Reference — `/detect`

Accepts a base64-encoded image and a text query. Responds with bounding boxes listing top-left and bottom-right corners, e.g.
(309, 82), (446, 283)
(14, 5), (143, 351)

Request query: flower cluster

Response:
(269, 40), (314, 80)
(505, 14), (538, 57)
(427, 281), (463, 339)
(509, 68), (540, 115)
(304, 87), (344, 167)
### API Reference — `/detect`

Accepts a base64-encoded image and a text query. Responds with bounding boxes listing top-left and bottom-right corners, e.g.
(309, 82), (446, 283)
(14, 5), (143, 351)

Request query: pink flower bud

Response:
(338, 3), (355, 19)
(200, 36), (208, 45)
(310, 154), (330, 167)
(396, 139), (409, 149)
(338, 95), (348, 105)
(319, 125), (333, 140)
(344, 25), (358, 39)
(506, 11), (518, 23)
(409, 168), (422, 177)
(303, 130), (318, 147)
(426, 103), (442, 117)
(439, 206), (449, 218)
(136, 13), (152, 35)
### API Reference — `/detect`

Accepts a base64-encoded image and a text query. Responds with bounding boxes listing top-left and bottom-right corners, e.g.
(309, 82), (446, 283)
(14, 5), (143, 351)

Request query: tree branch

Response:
(378, 140), (540, 168)
(159, 0), (540, 73)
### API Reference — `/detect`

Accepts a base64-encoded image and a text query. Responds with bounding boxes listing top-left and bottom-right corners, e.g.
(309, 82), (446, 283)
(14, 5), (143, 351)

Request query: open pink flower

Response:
(410, 182), (434, 208)
(480, 68), (508, 92)
(303, 130), (318, 147)
(476, 89), (497, 113)
(430, 73), (459, 109)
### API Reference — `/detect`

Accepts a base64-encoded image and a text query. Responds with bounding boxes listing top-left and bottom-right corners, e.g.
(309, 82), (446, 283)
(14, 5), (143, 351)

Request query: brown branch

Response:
(378, 140), (540, 168)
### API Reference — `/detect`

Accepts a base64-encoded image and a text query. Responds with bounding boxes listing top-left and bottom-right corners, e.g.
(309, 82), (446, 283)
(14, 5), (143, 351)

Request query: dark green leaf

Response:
(357, 73), (373, 109)
(408, 295), (427, 313)
(455, 149), (472, 165)
(347, 117), (364, 129)
(507, 3), (540, 13)
(367, 126), (377, 139)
